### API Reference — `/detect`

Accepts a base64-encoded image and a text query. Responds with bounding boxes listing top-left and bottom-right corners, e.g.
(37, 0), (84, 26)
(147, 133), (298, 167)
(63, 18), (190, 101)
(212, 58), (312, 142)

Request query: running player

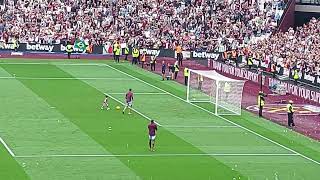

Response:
(101, 95), (110, 110)
(123, 88), (134, 114)
(148, 120), (158, 151)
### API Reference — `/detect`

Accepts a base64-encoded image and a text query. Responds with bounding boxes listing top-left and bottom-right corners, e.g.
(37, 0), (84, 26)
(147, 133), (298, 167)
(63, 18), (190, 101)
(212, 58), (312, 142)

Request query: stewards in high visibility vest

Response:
(247, 55), (253, 70)
(293, 69), (299, 85)
(113, 41), (119, 61)
(124, 46), (129, 61)
(287, 100), (295, 127)
(132, 47), (139, 65)
(114, 44), (121, 63)
(176, 44), (183, 66)
(184, 67), (189, 86)
(13, 38), (19, 52)
(174, 61), (179, 80)
(140, 50), (146, 68)
(257, 91), (266, 117)
(66, 42), (73, 59)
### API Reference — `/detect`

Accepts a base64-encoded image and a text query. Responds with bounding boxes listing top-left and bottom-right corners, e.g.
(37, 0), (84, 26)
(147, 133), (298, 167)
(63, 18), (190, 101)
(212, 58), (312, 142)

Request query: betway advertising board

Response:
(190, 51), (222, 67)
(25, 43), (87, 53)
(0, 42), (16, 50)
(26, 43), (55, 52)
(139, 49), (161, 57)
(0, 43), (103, 54)
(191, 51), (221, 61)
(139, 48), (174, 58)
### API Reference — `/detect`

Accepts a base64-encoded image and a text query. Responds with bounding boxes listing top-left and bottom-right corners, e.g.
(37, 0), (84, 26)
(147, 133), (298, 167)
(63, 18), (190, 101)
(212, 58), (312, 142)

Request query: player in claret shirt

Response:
(122, 88), (134, 114)
(148, 120), (158, 151)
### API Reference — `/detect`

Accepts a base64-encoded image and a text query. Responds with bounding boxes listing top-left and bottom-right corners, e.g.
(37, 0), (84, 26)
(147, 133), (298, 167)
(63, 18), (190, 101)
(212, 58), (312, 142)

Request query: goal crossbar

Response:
(189, 70), (243, 82)
(187, 69), (246, 115)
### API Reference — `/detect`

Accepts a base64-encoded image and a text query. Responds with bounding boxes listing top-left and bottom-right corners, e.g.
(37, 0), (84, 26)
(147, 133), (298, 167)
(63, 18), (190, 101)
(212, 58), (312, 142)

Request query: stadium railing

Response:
(296, 0), (320, 5)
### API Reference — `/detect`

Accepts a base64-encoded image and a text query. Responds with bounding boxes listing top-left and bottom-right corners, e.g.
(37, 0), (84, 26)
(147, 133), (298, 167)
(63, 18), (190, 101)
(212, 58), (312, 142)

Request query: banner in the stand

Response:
(210, 60), (320, 104)
(211, 60), (263, 84)
(268, 78), (320, 104)
(103, 42), (113, 55)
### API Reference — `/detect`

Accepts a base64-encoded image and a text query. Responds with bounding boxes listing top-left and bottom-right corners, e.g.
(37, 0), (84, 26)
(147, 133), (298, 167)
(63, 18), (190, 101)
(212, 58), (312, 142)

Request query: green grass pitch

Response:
(0, 59), (319, 180)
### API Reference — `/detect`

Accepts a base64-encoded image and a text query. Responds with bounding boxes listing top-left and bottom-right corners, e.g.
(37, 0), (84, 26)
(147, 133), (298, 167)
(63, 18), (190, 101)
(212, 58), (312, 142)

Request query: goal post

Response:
(187, 69), (246, 115)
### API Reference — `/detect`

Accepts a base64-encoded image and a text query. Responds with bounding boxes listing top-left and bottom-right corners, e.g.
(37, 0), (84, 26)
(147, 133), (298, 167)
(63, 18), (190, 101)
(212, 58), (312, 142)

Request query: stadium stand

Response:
(247, 17), (320, 79)
(0, 0), (286, 50)
(1, 0), (318, 85)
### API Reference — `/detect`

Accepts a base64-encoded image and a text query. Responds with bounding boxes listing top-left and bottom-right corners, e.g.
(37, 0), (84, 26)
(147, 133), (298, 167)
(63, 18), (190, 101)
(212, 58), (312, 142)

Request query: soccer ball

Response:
(116, 106), (121, 110)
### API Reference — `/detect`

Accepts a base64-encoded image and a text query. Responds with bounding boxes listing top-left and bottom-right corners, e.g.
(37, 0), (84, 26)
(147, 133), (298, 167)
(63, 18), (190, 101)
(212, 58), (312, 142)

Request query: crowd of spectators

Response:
(247, 17), (320, 77)
(0, 0), (285, 50)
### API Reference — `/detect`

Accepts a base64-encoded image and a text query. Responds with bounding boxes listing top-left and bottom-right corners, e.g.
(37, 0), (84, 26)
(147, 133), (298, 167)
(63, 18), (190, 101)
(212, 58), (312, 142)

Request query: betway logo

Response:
(192, 51), (220, 60)
(140, 49), (160, 56)
(0, 43), (15, 50)
(60, 44), (85, 53)
(26, 43), (54, 52)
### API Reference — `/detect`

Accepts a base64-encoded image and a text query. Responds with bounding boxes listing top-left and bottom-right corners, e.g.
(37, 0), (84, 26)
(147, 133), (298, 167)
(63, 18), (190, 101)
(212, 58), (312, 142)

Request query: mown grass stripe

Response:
(1, 63), (245, 180)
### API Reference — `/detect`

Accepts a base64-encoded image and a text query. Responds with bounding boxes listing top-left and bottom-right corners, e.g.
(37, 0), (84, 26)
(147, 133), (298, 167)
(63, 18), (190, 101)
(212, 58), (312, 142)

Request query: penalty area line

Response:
(0, 137), (15, 157)
(14, 153), (299, 158)
(104, 93), (163, 126)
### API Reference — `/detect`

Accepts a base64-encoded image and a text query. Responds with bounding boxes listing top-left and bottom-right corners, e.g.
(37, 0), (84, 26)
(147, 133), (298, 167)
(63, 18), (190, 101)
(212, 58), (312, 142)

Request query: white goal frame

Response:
(186, 69), (246, 115)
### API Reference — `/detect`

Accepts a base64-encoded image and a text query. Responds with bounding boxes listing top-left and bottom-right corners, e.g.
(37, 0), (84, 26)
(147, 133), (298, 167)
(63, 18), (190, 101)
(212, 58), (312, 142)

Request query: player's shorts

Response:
(102, 102), (108, 106)
(126, 101), (133, 107)
(149, 135), (156, 141)
(162, 70), (165, 74)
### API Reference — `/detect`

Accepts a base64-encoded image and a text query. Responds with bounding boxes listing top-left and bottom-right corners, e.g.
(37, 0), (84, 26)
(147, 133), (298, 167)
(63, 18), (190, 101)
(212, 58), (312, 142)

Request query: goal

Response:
(186, 69), (246, 115)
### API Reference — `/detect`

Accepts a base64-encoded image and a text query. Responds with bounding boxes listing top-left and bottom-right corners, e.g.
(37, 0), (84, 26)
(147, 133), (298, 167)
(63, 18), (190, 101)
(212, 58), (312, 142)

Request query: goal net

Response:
(187, 69), (246, 115)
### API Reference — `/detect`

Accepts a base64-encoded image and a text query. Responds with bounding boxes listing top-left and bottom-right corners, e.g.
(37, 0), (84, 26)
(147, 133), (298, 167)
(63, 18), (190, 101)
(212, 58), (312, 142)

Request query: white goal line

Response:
(104, 92), (163, 126)
(0, 77), (135, 80)
(14, 153), (299, 158)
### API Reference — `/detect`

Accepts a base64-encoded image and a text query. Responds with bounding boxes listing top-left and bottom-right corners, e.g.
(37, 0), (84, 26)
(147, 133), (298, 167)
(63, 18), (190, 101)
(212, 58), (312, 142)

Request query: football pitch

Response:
(0, 59), (319, 180)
